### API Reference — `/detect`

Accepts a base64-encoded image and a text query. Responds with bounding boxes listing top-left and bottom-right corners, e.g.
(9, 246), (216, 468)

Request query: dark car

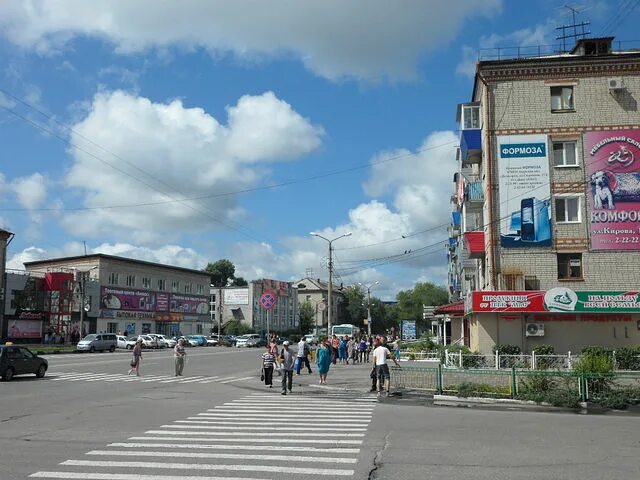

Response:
(276, 336), (288, 345)
(0, 345), (48, 381)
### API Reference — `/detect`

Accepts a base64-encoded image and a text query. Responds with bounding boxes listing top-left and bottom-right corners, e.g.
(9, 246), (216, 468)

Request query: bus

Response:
(331, 324), (359, 339)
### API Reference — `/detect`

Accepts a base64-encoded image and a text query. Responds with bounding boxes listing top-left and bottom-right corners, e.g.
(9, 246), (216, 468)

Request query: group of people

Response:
(260, 334), (400, 397)
(127, 337), (187, 377)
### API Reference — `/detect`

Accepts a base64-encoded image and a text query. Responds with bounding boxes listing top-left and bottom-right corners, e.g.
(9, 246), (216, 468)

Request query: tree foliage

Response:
(231, 276), (248, 287)
(343, 287), (366, 328)
(396, 281), (448, 328)
(204, 259), (236, 287)
(299, 301), (316, 335)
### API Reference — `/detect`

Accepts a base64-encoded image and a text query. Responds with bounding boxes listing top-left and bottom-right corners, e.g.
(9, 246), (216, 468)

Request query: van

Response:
(76, 333), (117, 353)
(235, 334), (261, 348)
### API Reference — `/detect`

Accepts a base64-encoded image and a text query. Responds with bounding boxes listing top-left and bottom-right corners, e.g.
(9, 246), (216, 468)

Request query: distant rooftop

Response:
(478, 37), (640, 62)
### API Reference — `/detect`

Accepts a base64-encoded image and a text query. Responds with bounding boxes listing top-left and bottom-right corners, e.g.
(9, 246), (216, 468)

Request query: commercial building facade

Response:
(24, 254), (211, 338)
(448, 37), (640, 354)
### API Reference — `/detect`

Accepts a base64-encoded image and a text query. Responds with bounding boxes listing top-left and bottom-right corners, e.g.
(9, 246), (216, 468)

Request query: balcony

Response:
(460, 129), (481, 165)
(465, 181), (484, 203)
(464, 231), (485, 259)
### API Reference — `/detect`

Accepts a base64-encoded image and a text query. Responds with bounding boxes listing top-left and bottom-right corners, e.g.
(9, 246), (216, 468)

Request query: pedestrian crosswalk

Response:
(29, 391), (377, 479)
(48, 371), (254, 385)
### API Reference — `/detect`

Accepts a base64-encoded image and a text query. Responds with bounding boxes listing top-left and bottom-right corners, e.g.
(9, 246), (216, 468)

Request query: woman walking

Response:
(338, 337), (347, 364)
(317, 338), (331, 385)
(174, 338), (186, 376)
(128, 339), (142, 376)
(261, 344), (276, 388)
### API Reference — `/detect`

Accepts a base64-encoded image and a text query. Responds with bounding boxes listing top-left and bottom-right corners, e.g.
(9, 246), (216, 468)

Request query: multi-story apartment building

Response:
(24, 254), (211, 338)
(210, 279), (299, 335)
(448, 37), (640, 354)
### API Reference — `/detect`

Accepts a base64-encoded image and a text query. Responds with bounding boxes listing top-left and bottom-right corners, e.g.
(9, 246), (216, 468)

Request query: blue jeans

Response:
(296, 356), (312, 374)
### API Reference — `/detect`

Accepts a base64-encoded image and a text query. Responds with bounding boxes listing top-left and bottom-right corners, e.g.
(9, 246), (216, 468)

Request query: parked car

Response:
(276, 336), (288, 345)
(188, 335), (207, 346)
(205, 336), (218, 346)
(129, 335), (155, 349)
(223, 335), (237, 346)
(116, 335), (129, 349)
(1, 344), (48, 381)
(236, 334), (261, 347)
(175, 336), (198, 347)
(76, 333), (117, 353)
(148, 334), (168, 348)
(124, 336), (138, 349)
(303, 334), (319, 345)
(157, 335), (176, 348)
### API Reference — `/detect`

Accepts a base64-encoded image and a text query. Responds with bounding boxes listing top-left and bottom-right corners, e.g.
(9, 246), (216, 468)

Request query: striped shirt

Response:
(262, 352), (276, 368)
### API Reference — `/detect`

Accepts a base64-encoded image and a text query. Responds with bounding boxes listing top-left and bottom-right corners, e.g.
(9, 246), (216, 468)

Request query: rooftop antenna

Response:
(305, 268), (314, 278)
(556, 4), (591, 52)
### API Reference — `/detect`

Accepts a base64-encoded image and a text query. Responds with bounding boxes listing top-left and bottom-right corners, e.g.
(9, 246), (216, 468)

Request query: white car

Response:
(116, 335), (129, 349)
(148, 334), (168, 348)
(206, 336), (218, 346)
(235, 334), (260, 347)
(157, 335), (176, 348)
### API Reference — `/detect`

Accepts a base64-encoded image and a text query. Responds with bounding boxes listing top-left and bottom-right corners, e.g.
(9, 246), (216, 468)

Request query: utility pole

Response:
(359, 281), (379, 336)
(310, 232), (352, 337)
(75, 266), (97, 339)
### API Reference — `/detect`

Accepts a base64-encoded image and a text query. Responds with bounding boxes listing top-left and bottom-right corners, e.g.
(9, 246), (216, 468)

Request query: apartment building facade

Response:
(449, 37), (640, 354)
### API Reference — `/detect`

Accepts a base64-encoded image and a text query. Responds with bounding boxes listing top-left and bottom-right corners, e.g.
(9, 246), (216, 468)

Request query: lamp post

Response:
(358, 281), (379, 336)
(75, 266), (98, 339)
(310, 231), (352, 338)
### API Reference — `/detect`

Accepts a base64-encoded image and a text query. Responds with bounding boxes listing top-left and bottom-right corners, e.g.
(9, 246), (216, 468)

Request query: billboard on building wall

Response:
(585, 130), (640, 250)
(470, 289), (640, 313)
(7, 319), (42, 338)
(169, 294), (209, 314)
(224, 288), (249, 305)
(497, 134), (552, 247)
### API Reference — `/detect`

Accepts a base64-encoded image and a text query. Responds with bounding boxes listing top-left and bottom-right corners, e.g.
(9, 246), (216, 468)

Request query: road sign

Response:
(259, 292), (277, 310)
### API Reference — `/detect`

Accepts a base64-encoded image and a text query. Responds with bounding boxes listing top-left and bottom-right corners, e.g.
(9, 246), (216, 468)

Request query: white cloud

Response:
(61, 90), (323, 242)
(10, 172), (47, 209)
(0, 0), (501, 81)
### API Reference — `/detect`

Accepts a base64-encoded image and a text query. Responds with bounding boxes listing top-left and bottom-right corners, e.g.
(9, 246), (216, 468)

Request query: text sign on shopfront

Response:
(471, 289), (640, 313)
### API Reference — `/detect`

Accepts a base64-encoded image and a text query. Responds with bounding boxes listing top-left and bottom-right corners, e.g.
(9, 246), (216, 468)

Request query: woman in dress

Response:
(128, 339), (143, 376)
(316, 338), (331, 385)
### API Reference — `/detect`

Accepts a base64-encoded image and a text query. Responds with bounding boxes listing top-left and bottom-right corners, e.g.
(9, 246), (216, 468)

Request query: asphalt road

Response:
(1, 347), (638, 480)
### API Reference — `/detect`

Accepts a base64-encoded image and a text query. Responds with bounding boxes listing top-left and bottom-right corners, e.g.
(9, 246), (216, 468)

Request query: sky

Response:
(0, 0), (637, 300)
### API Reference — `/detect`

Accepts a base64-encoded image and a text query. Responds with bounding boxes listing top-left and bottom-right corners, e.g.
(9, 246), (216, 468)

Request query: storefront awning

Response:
(434, 301), (465, 316)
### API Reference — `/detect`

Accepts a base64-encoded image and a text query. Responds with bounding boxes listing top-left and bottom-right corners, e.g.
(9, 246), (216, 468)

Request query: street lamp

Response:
(358, 281), (379, 336)
(309, 231), (352, 338)
(74, 266), (98, 340)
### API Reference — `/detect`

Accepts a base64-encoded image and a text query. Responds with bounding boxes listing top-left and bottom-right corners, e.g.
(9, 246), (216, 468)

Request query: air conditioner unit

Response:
(525, 322), (545, 337)
(608, 77), (624, 91)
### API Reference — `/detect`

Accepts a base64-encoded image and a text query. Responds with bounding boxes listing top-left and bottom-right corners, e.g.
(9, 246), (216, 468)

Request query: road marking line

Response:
(87, 450), (358, 464)
(196, 413), (371, 421)
(207, 408), (373, 416)
(60, 460), (354, 476)
(195, 376), (221, 384)
(31, 472), (268, 480)
(220, 376), (254, 384)
(108, 442), (360, 454)
(184, 418), (368, 427)
(130, 436), (363, 444)
(175, 377), (210, 384)
(211, 376), (240, 383)
(149, 429), (365, 437)
(171, 421), (367, 431)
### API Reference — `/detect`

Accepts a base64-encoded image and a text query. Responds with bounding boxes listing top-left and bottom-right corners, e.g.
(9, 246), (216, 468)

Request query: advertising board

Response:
(497, 134), (552, 247)
(401, 320), (417, 341)
(223, 288), (249, 305)
(169, 294), (209, 314)
(585, 130), (640, 250)
(7, 319), (42, 338)
(101, 287), (156, 311)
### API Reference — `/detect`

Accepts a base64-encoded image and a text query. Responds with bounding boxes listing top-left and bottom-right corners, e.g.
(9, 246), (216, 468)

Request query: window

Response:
(551, 86), (574, 112)
(157, 279), (166, 291)
(142, 277), (151, 289)
(557, 253), (583, 279)
(553, 141), (578, 167)
(524, 276), (540, 290)
(196, 324), (203, 334)
(107, 322), (118, 334)
(125, 274), (136, 287)
(555, 196), (581, 223)
(108, 272), (119, 285)
(184, 283), (192, 293)
(462, 104), (480, 129)
(197, 284), (204, 295)
(171, 280), (179, 293)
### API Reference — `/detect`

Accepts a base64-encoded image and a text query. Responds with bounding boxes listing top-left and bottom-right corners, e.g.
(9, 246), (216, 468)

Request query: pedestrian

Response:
(296, 337), (312, 375)
(371, 337), (400, 397)
(128, 339), (143, 376)
(347, 337), (355, 365)
(331, 335), (339, 365)
(269, 334), (278, 356)
(261, 344), (275, 388)
(280, 340), (294, 395)
(359, 337), (367, 363)
(174, 338), (186, 376)
(338, 337), (347, 364)
(394, 340), (401, 361)
(317, 337), (331, 385)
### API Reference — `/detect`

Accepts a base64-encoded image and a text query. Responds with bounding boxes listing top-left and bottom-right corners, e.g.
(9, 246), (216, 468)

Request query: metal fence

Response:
(390, 365), (640, 403)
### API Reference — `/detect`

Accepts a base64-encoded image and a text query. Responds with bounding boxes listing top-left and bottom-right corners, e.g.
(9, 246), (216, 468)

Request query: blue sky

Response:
(0, 1), (637, 299)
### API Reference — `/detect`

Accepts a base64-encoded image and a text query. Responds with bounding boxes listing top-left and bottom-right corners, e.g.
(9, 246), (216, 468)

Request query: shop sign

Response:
(497, 134), (552, 248)
(115, 311), (156, 319)
(156, 313), (183, 322)
(7, 320), (42, 338)
(17, 311), (44, 320)
(170, 294), (209, 314)
(471, 289), (640, 313)
(101, 287), (157, 311)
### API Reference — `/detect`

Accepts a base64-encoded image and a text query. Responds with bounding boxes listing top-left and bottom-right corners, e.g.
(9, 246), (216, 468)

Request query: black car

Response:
(0, 345), (48, 381)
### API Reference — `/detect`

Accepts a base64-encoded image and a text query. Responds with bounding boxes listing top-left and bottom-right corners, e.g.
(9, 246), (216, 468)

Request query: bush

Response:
(593, 387), (640, 410)
(581, 345), (613, 356)
(517, 388), (581, 408)
(225, 321), (253, 336)
(493, 344), (521, 355)
(533, 344), (555, 369)
(613, 347), (640, 371)
(574, 350), (614, 396)
(533, 344), (555, 355)
(407, 338), (436, 352)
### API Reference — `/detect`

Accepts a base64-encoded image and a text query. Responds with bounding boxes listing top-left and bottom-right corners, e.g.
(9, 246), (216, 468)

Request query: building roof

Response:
(293, 277), (345, 293)
(23, 253), (211, 277)
(434, 301), (464, 316)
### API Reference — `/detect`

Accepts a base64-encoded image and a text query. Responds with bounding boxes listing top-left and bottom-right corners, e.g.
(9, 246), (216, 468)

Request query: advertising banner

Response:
(170, 294), (209, 314)
(101, 287), (157, 311)
(471, 289), (640, 313)
(585, 130), (640, 250)
(156, 293), (169, 312)
(401, 320), (417, 341)
(224, 288), (249, 305)
(497, 134), (552, 247)
(7, 319), (42, 338)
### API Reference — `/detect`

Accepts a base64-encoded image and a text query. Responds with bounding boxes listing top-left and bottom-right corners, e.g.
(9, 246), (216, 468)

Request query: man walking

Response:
(371, 337), (400, 397)
(174, 338), (186, 376)
(296, 337), (312, 375)
(280, 340), (294, 395)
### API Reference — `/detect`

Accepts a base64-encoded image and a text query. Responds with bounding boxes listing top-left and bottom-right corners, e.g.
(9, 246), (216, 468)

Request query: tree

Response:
(299, 301), (315, 335)
(343, 287), (366, 328)
(204, 259), (236, 287)
(231, 276), (248, 287)
(396, 281), (448, 329)
(225, 320), (252, 336)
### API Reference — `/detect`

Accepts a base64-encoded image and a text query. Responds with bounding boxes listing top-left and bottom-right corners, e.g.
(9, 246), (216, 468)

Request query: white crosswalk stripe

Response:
(29, 392), (377, 479)
(48, 372), (253, 385)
